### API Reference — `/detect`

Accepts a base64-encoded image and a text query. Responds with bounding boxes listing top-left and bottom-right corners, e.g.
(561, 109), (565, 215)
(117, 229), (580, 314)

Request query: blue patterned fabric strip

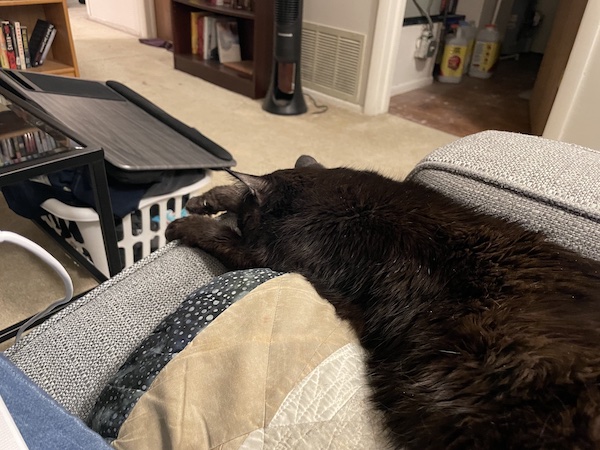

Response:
(88, 268), (282, 440)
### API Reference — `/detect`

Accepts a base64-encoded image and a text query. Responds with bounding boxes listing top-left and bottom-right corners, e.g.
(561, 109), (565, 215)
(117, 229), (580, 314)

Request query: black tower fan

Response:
(262, 0), (307, 115)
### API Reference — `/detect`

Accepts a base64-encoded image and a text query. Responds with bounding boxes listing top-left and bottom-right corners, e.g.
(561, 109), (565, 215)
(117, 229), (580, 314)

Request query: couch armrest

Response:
(407, 131), (600, 261)
(4, 243), (226, 420)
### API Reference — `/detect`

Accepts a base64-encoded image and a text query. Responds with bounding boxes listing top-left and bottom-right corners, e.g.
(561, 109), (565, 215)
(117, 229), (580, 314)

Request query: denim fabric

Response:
(0, 354), (110, 450)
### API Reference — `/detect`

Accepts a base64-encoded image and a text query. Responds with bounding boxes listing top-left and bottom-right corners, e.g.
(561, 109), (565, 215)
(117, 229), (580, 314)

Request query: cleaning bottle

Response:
(460, 20), (477, 74)
(468, 24), (501, 79)
(438, 25), (468, 84)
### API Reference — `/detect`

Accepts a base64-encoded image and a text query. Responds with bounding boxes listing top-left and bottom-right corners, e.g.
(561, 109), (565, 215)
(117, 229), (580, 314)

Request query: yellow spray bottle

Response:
(438, 25), (468, 84)
(468, 24), (501, 79)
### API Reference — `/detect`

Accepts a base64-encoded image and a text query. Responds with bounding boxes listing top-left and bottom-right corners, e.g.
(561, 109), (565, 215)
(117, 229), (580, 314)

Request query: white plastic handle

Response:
(0, 230), (73, 343)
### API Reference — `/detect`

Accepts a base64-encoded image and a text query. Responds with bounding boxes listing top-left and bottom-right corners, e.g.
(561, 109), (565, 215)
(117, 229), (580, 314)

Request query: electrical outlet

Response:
(426, 39), (437, 58)
(414, 31), (434, 60)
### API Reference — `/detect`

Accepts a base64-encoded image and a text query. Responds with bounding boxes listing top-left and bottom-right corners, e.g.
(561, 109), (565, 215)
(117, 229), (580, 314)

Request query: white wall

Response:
(390, 22), (442, 96)
(304, 0), (377, 36)
(390, 0), (443, 95)
(390, 0), (498, 99)
(543, 1), (600, 150)
(86, 0), (378, 43)
(455, 0), (497, 27)
(303, 0), (380, 110)
(86, 0), (156, 38)
(363, 0), (406, 115)
(404, 0), (442, 18)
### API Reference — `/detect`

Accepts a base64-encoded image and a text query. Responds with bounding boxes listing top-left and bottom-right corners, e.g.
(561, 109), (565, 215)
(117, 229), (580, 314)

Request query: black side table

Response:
(0, 89), (120, 342)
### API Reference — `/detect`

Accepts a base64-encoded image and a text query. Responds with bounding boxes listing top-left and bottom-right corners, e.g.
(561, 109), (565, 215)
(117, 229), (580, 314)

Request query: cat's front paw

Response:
(185, 195), (218, 215)
(185, 185), (244, 215)
(166, 215), (243, 264)
(165, 215), (215, 245)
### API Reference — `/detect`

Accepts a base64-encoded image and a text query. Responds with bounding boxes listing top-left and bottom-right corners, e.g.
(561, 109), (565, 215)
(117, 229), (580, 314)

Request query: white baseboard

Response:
(389, 76), (434, 97)
(86, 0), (156, 38)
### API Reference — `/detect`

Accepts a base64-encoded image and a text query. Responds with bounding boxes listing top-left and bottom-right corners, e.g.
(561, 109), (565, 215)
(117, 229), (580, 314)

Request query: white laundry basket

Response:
(39, 173), (212, 278)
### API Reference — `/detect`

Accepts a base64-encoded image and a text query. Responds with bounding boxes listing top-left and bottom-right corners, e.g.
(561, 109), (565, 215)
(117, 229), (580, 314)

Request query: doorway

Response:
(388, 0), (587, 138)
(388, 53), (540, 136)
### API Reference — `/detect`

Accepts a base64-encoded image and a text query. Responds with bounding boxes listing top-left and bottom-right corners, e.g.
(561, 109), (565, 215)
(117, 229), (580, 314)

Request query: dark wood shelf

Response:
(174, 0), (255, 20)
(171, 0), (274, 99)
(174, 54), (256, 97)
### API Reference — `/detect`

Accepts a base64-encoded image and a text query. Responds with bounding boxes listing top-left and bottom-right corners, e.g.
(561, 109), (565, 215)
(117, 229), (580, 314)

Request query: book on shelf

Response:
(190, 11), (206, 57)
(190, 13), (219, 61)
(0, 21), (33, 69)
(28, 19), (55, 67)
(1, 21), (17, 69)
(37, 27), (56, 66)
(210, 0), (253, 11)
(215, 19), (241, 64)
(0, 128), (60, 167)
(20, 26), (31, 68)
(13, 21), (27, 70)
(8, 23), (21, 69)
(0, 26), (9, 69)
(203, 16), (219, 61)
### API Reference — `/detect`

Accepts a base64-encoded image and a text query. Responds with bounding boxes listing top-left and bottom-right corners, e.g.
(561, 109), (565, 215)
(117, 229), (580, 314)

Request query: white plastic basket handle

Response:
(0, 231), (74, 344)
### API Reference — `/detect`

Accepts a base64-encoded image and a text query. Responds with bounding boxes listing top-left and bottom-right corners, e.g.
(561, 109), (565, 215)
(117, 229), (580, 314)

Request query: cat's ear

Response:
(226, 170), (269, 206)
(295, 155), (324, 169)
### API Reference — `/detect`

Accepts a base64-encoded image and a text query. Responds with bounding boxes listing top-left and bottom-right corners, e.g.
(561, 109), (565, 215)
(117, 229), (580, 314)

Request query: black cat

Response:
(166, 156), (600, 449)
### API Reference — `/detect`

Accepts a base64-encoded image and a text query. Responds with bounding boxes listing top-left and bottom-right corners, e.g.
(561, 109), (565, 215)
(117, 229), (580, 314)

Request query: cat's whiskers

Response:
(439, 350), (461, 355)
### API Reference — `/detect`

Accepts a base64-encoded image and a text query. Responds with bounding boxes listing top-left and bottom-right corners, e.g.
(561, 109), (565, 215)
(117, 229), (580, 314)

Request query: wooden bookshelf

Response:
(0, 108), (35, 139)
(0, 0), (79, 77)
(171, 0), (274, 99)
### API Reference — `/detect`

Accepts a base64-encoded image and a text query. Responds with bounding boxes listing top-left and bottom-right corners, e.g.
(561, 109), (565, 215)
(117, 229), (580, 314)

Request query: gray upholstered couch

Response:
(3, 130), (600, 448)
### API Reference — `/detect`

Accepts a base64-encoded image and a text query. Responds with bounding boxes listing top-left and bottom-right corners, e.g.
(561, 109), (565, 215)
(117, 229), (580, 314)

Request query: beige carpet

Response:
(0, 4), (456, 346)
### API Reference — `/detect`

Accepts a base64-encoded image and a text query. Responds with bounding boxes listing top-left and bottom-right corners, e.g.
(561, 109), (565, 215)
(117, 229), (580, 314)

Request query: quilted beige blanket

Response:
(112, 274), (388, 449)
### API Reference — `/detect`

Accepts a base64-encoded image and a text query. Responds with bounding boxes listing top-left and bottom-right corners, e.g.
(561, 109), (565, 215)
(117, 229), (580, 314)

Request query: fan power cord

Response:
(304, 93), (329, 114)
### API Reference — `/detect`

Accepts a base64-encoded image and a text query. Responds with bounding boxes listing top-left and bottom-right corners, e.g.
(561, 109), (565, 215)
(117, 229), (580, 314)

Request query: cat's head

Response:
(225, 155), (325, 233)
(227, 155), (325, 207)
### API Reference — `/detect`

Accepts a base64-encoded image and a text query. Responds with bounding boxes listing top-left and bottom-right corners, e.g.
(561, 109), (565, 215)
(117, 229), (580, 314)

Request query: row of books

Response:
(208, 0), (253, 11)
(191, 12), (218, 61)
(0, 19), (56, 70)
(0, 129), (60, 167)
(190, 13), (241, 65)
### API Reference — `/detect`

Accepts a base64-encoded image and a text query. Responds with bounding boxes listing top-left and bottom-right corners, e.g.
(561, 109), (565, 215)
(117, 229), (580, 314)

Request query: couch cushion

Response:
(4, 242), (227, 420)
(407, 130), (600, 261)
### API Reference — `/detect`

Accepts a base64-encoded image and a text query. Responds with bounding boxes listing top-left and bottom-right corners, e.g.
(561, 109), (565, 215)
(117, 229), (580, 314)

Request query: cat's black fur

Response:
(166, 157), (600, 449)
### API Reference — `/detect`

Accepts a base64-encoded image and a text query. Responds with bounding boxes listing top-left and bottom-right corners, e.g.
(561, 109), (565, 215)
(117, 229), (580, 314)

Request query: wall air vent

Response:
(301, 22), (366, 104)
